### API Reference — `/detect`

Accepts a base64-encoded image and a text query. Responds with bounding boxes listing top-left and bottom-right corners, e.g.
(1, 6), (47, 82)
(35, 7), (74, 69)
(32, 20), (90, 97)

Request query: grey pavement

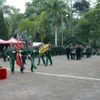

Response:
(0, 55), (100, 100)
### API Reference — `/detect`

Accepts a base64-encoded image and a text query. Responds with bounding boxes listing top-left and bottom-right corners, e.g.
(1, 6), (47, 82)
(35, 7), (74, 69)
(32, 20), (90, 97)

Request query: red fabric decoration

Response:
(16, 39), (22, 67)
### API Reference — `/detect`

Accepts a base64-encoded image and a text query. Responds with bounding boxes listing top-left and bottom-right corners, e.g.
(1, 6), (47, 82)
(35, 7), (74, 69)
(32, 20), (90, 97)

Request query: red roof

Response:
(0, 37), (21, 44)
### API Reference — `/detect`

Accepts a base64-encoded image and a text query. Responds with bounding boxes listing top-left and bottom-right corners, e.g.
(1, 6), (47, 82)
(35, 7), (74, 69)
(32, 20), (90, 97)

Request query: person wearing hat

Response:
(37, 45), (45, 66)
(5, 43), (16, 73)
(18, 43), (26, 73)
(45, 44), (53, 66)
(28, 42), (37, 72)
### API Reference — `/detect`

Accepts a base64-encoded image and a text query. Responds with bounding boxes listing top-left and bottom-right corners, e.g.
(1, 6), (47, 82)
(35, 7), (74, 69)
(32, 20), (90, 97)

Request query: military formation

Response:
(3, 42), (53, 74)
(2, 42), (100, 74)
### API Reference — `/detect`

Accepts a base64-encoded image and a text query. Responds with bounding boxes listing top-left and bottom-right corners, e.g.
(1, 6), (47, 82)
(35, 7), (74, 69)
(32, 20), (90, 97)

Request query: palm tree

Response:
(29, 11), (47, 42)
(45, 0), (68, 46)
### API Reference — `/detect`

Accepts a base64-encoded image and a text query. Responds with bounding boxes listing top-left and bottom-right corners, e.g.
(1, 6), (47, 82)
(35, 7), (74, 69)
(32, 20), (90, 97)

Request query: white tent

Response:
(33, 42), (44, 47)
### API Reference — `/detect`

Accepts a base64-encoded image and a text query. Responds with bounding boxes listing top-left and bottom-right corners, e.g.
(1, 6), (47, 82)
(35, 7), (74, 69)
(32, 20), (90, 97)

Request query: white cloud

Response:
(5, 0), (31, 13)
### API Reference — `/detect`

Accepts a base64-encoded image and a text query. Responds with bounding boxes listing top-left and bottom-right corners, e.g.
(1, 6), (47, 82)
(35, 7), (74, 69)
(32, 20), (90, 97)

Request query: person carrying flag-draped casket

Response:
(28, 43), (37, 72)
(45, 44), (53, 66)
(5, 43), (16, 74)
(37, 45), (45, 66)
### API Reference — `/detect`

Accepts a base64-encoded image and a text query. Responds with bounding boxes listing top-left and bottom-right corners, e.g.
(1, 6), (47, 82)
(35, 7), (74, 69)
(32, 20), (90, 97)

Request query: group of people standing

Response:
(3, 42), (53, 74)
(66, 44), (92, 60)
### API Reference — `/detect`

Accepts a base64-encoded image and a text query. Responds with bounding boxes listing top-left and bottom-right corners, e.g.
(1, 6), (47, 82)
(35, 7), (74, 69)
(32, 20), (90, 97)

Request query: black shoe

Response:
(11, 71), (14, 74)
(45, 64), (47, 66)
(21, 71), (24, 73)
(30, 69), (34, 72)
(11, 69), (14, 74)
(23, 67), (25, 70)
(34, 66), (37, 69)
(20, 69), (24, 73)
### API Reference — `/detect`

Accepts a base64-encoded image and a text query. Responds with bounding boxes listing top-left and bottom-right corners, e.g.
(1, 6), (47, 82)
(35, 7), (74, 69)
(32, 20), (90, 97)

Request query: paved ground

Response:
(1, 55), (100, 100)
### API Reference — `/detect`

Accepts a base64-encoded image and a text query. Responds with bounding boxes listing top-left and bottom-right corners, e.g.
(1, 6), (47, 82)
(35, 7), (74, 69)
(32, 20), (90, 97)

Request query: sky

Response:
(6, 0), (32, 13)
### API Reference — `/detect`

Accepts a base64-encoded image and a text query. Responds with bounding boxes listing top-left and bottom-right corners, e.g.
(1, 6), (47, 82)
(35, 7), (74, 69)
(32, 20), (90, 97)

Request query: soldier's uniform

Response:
(86, 46), (92, 58)
(5, 44), (16, 73)
(66, 46), (71, 60)
(28, 44), (37, 72)
(18, 44), (26, 73)
(2, 46), (7, 62)
(37, 45), (45, 65)
(37, 53), (45, 65)
(45, 45), (52, 66)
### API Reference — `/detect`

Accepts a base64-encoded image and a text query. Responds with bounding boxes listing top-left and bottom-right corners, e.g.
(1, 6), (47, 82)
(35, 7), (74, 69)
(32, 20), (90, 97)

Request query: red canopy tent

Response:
(6, 37), (18, 44)
(0, 37), (21, 44)
(0, 39), (7, 44)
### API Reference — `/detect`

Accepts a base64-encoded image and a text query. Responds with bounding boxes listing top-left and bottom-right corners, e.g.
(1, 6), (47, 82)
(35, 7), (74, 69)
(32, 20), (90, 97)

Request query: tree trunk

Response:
(62, 32), (63, 46)
(54, 24), (58, 46)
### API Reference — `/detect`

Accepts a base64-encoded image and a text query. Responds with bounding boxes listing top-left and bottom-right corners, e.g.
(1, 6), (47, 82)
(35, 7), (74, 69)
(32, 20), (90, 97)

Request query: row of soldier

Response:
(3, 42), (53, 73)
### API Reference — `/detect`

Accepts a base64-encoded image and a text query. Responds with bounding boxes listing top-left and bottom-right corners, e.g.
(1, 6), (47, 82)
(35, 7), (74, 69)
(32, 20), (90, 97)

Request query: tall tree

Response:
(73, 0), (90, 17)
(45, 0), (68, 46)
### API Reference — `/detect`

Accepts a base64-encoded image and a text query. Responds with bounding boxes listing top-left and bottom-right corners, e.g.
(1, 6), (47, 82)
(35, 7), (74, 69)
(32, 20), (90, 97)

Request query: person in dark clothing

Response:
(2, 46), (7, 62)
(66, 45), (71, 60)
(5, 43), (16, 73)
(76, 45), (81, 60)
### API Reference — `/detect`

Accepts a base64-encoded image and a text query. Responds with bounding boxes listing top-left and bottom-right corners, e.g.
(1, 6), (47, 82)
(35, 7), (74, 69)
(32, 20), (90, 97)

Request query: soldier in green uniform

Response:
(28, 42), (37, 72)
(51, 45), (54, 56)
(22, 43), (29, 64)
(86, 46), (92, 58)
(2, 46), (7, 62)
(18, 43), (26, 73)
(5, 43), (16, 73)
(53, 45), (56, 56)
(96, 48), (100, 55)
(45, 44), (52, 66)
(37, 45), (45, 65)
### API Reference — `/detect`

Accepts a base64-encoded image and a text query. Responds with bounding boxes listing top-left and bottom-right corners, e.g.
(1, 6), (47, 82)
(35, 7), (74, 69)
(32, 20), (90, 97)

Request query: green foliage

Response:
(74, 6), (100, 47)
(0, 9), (8, 39)
(18, 18), (33, 34)
(43, 0), (68, 45)
(4, 18), (12, 36)
(0, 0), (5, 6)
(25, 0), (48, 17)
(85, 8), (100, 37)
